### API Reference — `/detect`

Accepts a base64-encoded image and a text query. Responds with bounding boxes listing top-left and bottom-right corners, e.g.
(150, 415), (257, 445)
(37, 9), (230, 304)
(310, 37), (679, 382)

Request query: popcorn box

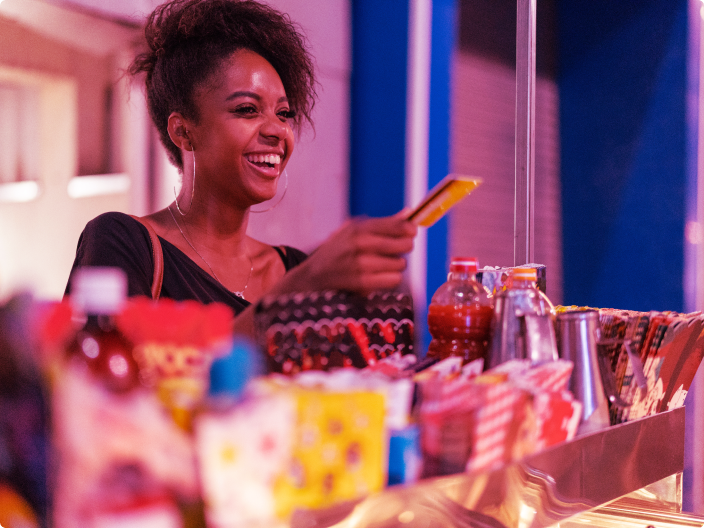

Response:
(195, 385), (387, 526)
(419, 361), (581, 478)
(274, 389), (387, 518)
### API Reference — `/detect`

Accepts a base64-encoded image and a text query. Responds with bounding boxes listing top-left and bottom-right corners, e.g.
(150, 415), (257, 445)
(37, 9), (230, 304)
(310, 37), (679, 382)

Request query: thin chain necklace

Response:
(168, 204), (253, 300)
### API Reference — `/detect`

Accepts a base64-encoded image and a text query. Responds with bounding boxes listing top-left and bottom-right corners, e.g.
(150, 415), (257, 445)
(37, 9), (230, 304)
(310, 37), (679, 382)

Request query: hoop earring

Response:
(174, 148), (196, 216)
(251, 169), (288, 213)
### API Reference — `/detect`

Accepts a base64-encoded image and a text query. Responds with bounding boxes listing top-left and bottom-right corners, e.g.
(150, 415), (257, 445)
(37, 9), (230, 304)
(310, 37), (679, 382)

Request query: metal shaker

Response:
(555, 310), (610, 435)
(486, 269), (558, 369)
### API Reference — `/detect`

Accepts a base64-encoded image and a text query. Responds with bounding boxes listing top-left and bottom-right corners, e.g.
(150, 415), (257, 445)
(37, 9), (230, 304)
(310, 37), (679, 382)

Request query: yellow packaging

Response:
(407, 174), (482, 227)
(273, 389), (386, 518)
(196, 382), (387, 526)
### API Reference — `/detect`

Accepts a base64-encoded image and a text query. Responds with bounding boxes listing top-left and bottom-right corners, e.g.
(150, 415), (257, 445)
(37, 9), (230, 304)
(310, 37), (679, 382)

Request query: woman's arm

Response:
(234, 213), (417, 336)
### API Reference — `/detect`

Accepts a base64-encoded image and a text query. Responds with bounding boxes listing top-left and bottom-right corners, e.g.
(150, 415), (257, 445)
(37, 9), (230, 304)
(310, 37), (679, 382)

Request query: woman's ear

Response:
(167, 112), (194, 151)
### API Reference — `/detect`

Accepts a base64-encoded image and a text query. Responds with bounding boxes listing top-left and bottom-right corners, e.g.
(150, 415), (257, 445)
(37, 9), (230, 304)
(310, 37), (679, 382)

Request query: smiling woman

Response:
(64, 0), (418, 338)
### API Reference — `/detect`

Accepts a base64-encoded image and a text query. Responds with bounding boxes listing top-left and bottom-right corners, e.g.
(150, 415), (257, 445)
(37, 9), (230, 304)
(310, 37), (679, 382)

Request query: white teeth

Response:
(247, 154), (281, 165)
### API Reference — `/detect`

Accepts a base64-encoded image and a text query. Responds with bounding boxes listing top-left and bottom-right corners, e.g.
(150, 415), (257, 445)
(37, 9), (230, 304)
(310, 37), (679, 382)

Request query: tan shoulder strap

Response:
(129, 215), (164, 300)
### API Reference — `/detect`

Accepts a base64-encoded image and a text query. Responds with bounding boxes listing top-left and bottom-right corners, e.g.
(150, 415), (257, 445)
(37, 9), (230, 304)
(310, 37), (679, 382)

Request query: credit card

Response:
(406, 174), (482, 227)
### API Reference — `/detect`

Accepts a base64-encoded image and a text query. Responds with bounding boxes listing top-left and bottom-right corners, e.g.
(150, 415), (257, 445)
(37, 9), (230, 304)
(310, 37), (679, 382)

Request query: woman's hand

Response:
(286, 212), (418, 295)
(233, 212), (417, 337)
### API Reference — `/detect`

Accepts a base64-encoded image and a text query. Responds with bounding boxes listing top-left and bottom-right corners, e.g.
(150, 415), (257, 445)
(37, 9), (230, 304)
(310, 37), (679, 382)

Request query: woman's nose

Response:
(260, 113), (288, 140)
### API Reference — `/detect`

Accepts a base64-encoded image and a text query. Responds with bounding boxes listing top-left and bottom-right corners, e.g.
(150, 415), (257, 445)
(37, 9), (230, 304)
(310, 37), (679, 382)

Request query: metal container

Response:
(555, 309), (610, 435)
(486, 285), (557, 369)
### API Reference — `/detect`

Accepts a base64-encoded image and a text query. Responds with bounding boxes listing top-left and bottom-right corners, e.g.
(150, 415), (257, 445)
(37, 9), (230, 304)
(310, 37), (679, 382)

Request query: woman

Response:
(65, 0), (417, 336)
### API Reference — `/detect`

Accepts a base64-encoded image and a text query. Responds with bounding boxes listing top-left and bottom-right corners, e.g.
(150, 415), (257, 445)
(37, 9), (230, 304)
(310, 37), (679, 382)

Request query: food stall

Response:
(1, 1), (703, 527)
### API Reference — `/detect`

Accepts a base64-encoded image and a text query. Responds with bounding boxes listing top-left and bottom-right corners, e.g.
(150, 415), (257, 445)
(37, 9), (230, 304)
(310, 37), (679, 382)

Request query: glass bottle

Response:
(427, 257), (494, 364)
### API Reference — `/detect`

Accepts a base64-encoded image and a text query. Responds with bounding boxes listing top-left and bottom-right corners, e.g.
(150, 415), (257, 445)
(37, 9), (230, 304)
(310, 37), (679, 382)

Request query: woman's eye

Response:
(233, 105), (258, 116)
(278, 109), (296, 120)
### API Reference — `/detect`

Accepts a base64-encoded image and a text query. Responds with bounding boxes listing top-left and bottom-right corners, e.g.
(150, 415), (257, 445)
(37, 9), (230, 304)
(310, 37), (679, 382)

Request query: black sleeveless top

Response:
(65, 212), (307, 314)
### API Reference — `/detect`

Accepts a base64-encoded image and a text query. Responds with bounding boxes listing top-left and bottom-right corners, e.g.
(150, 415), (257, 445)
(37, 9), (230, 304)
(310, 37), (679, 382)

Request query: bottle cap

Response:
(512, 267), (537, 282)
(450, 257), (479, 274)
(71, 267), (127, 314)
(208, 337), (263, 399)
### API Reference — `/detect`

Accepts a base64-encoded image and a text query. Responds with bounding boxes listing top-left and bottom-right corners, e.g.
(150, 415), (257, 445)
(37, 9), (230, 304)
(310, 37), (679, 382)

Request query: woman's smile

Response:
(244, 151), (284, 178)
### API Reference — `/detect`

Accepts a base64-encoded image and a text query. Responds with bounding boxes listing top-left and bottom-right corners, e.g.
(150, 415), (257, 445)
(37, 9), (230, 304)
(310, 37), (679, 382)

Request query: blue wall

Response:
(558, 0), (689, 312)
(350, 1), (409, 217)
(423, 0), (457, 350)
(351, 0), (457, 350)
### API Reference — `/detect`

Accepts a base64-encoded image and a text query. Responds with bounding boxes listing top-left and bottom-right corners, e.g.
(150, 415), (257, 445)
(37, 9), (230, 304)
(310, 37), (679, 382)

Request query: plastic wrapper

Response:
(51, 362), (198, 527)
(38, 297), (235, 527)
(419, 360), (581, 477)
(254, 290), (414, 373)
(581, 307), (704, 425)
(117, 297), (235, 429)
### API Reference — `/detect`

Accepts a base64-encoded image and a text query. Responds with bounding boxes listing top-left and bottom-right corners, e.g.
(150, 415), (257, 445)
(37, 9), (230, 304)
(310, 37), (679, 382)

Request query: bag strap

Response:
(129, 215), (164, 300)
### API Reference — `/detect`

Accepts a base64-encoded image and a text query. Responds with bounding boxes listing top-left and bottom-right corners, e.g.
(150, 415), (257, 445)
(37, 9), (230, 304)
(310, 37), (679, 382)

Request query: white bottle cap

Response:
(71, 267), (127, 314)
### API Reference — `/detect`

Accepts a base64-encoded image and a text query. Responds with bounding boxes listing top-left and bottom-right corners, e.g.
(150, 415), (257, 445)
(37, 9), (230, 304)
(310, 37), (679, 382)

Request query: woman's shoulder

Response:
(85, 211), (142, 233)
(275, 245), (307, 270)
(78, 211), (153, 260)
(66, 212), (154, 297)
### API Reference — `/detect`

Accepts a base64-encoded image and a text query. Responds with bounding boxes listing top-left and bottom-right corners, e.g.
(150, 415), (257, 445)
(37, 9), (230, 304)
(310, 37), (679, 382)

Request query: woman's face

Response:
(189, 49), (295, 208)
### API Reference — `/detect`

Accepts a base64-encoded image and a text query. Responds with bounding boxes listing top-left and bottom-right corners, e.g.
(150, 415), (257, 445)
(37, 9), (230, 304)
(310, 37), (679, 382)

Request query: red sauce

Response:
(427, 304), (494, 364)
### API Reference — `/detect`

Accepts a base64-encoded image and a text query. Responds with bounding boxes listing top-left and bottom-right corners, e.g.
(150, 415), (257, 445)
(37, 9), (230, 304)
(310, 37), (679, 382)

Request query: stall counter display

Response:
(17, 288), (704, 528)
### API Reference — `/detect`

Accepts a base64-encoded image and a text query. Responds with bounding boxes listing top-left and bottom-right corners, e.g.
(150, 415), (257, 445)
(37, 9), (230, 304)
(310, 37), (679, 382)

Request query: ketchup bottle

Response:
(67, 267), (140, 392)
(427, 257), (494, 364)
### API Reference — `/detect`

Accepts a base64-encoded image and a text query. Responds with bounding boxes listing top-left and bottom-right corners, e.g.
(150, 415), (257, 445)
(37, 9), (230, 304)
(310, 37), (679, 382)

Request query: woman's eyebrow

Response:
(226, 90), (260, 101)
(225, 92), (289, 104)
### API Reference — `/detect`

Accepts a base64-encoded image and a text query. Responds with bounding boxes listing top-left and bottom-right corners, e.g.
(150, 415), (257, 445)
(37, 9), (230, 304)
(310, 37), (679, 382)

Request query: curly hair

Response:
(129, 0), (317, 169)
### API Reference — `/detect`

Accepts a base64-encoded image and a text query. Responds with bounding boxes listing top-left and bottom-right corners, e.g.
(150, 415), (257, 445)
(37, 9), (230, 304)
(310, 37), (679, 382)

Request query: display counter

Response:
(294, 406), (704, 527)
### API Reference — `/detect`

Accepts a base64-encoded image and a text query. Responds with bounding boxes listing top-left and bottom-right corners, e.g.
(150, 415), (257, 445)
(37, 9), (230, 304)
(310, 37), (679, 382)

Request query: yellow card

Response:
(407, 174), (482, 227)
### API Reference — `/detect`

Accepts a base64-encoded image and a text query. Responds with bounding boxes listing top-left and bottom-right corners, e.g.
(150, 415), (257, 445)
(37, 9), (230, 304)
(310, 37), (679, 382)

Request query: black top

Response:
(65, 212), (307, 314)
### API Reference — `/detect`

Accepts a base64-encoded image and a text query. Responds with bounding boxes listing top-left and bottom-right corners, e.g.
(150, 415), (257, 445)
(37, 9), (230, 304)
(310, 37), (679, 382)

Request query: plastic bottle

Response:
(427, 257), (494, 364)
(66, 267), (140, 392)
(57, 268), (189, 527)
(487, 266), (557, 369)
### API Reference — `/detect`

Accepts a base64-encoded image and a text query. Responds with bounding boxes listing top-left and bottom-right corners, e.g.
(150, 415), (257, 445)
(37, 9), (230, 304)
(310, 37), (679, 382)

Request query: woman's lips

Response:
(245, 153), (281, 177)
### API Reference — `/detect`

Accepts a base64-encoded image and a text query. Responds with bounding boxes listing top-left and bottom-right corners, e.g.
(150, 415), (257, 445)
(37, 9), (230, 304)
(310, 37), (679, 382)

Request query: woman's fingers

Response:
(356, 271), (406, 293)
(358, 216), (418, 237)
(352, 233), (415, 256)
(354, 254), (407, 273)
(296, 214), (419, 294)
(342, 217), (417, 255)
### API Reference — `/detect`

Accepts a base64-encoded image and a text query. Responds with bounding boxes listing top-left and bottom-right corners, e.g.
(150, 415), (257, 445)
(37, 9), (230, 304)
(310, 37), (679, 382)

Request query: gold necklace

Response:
(168, 205), (253, 300)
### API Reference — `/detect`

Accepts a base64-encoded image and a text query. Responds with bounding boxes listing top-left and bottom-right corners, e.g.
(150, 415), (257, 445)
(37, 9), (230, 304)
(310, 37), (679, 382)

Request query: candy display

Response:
(418, 358), (581, 476)
(4, 262), (703, 527)
(254, 290), (414, 373)
(596, 308), (704, 424)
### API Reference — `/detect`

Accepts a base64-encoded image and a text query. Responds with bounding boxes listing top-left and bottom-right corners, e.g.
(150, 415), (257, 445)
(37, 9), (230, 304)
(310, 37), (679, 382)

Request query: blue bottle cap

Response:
(208, 337), (263, 399)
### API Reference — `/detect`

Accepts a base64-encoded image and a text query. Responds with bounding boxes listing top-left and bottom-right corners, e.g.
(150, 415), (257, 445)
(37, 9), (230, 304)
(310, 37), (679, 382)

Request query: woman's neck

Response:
(174, 192), (251, 256)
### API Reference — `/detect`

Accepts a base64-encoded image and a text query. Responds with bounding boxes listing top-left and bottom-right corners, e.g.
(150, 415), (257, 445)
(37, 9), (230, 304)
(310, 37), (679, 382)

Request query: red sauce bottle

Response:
(67, 267), (140, 393)
(427, 257), (494, 364)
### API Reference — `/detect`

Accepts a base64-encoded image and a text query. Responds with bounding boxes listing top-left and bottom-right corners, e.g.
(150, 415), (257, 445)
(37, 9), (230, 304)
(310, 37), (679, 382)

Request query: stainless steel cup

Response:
(555, 310), (611, 435)
(487, 288), (557, 369)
